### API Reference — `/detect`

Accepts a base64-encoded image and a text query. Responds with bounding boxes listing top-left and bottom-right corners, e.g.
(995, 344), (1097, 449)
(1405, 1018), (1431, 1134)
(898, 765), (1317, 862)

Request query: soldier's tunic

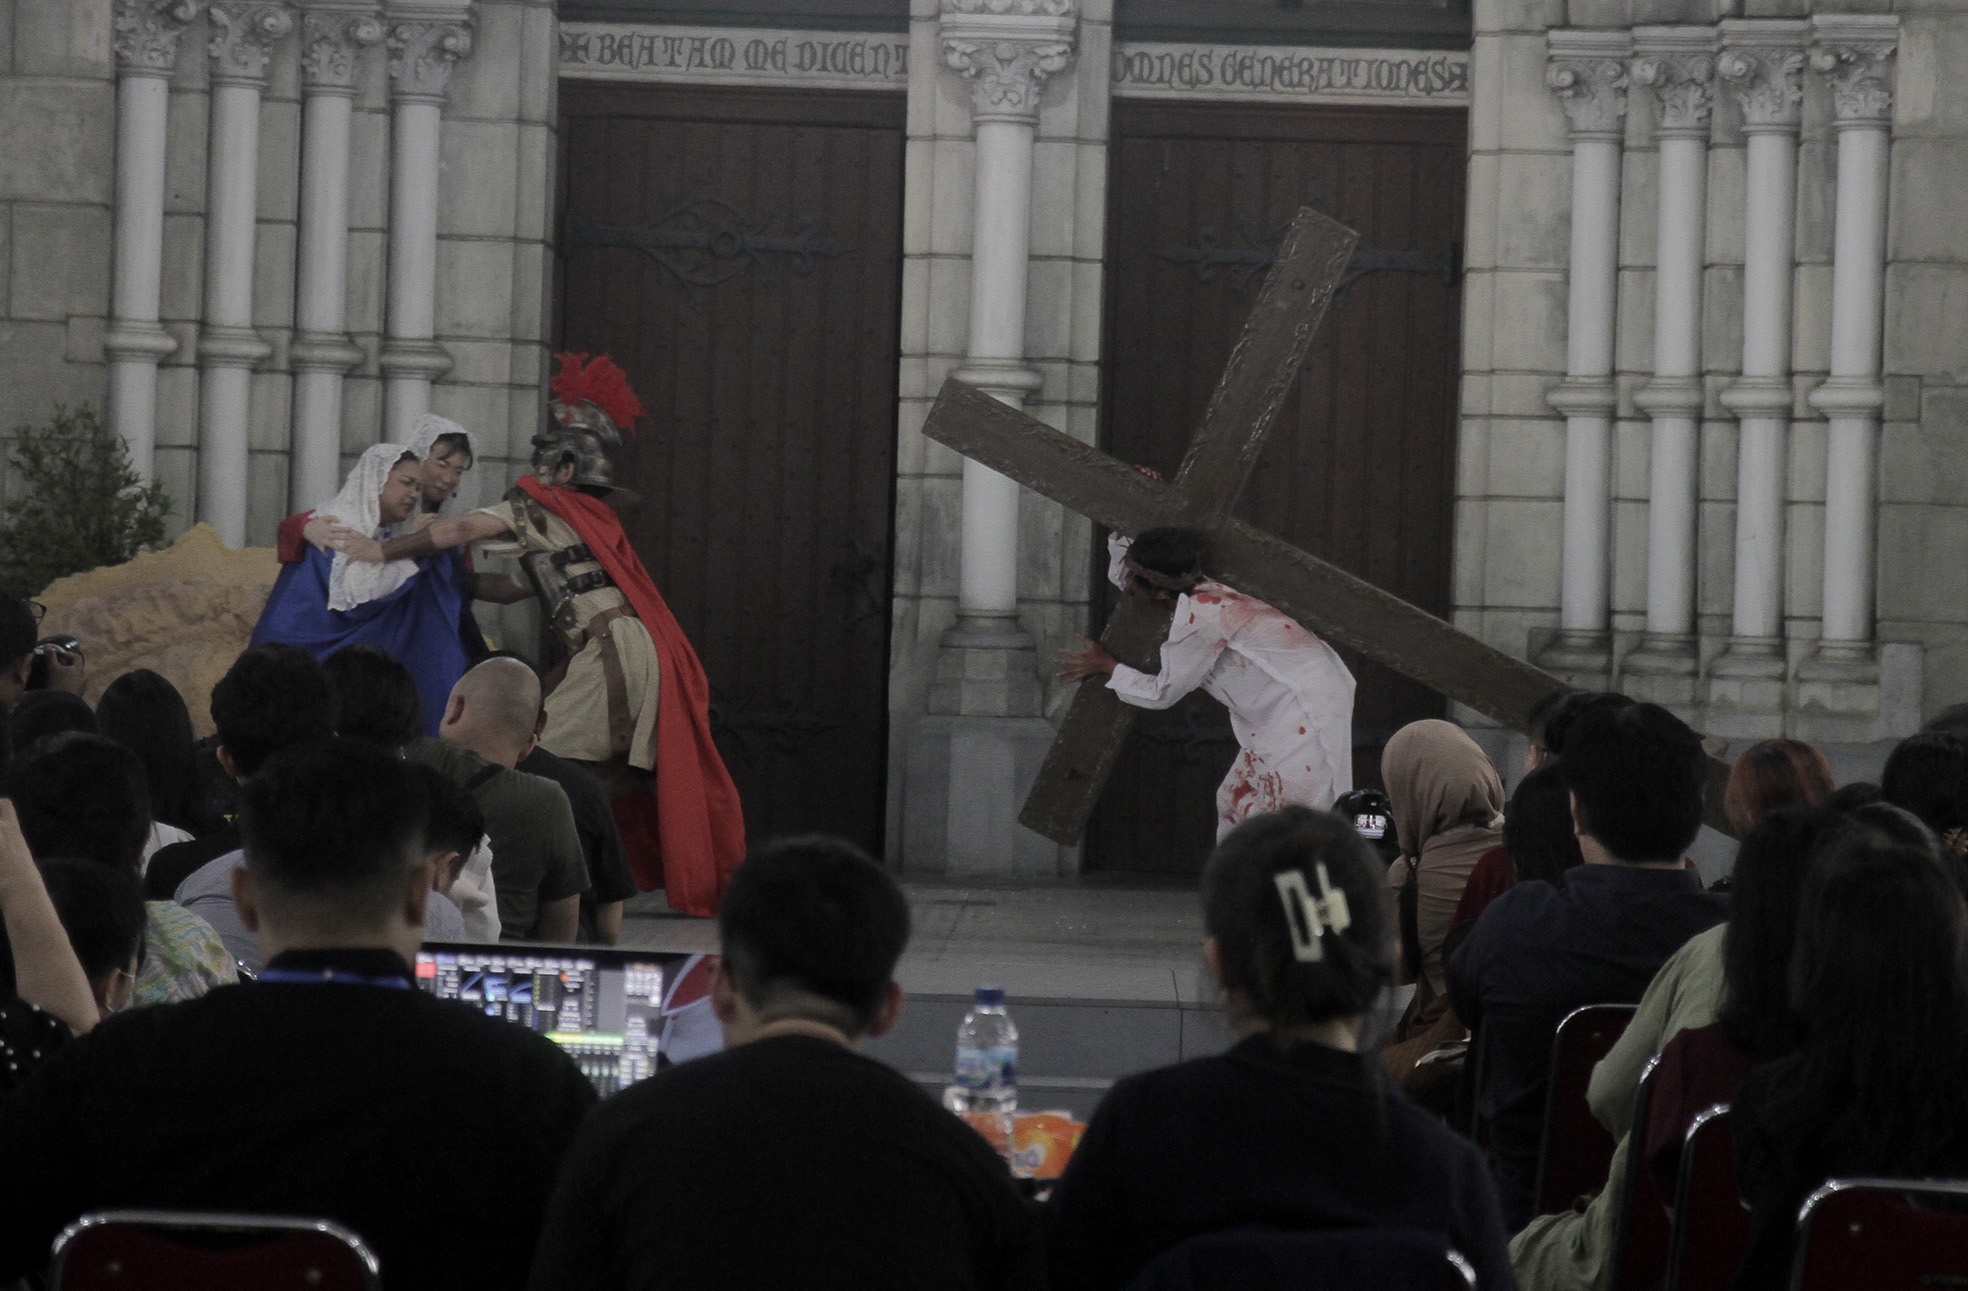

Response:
(477, 490), (660, 770)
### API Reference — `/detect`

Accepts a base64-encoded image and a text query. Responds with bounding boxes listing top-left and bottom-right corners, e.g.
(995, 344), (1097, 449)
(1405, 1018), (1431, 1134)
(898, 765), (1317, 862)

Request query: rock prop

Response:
(39, 524), (278, 738)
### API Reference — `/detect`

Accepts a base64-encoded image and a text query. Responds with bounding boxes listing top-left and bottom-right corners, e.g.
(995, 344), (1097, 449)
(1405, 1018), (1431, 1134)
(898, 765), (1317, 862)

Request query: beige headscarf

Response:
(1383, 719), (1506, 1036)
(1385, 719), (1507, 860)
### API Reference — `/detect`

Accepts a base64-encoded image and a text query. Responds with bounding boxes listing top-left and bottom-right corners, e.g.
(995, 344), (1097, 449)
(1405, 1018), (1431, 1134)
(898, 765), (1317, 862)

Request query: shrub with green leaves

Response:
(0, 405), (173, 594)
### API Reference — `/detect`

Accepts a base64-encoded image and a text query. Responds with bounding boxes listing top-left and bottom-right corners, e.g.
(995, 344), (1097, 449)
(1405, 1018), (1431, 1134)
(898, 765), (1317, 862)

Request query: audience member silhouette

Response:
(1047, 807), (1515, 1291)
(0, 738), (596, 1289)
(528, 834), (1040, 1291)
(1449, 702), (1726, 1230)
(8, 733), (234, 1006)
(1732, 828), (1968, 1290)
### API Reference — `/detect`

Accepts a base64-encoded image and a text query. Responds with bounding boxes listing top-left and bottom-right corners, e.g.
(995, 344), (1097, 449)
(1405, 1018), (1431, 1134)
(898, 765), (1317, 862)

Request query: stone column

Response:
(907, 0), (1076, 877)
(107, 0), (203, 480)
(937, 0), (1075, 686)
(1624, 28), (1715, 710)
(1540, 31), (1631, 683)
(1708, 21), (1808, 734)
(380, 4), (472, 442)
(197, 1), (293, 547)
(1796, 17), (1897, 726)
(289, 3), (383, 509)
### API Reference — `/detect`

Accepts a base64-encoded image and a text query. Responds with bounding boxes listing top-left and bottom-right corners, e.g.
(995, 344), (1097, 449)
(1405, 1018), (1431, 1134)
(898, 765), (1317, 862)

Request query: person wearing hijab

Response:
(249, 444), (475, 734)
(1380, 721), (1504, 1049)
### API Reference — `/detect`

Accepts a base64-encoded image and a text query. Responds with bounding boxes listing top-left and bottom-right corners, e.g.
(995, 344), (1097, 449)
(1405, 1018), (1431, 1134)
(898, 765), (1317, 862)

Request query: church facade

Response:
(1, 0), (1956, 874)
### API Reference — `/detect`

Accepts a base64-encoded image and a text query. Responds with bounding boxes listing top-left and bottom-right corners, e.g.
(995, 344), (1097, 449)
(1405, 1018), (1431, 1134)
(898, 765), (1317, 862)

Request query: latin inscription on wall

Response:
(1112, 43), (1469, 106)
(559, 23), (909, 90)
(557, 25), (1468, 108)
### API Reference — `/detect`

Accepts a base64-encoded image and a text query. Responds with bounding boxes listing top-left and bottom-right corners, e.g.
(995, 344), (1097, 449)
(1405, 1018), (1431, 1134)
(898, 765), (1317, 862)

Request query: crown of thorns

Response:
(1124, 557), (1203, 592)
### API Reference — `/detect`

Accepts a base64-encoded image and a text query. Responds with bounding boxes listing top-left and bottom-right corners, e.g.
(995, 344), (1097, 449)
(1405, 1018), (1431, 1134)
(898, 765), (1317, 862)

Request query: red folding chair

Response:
(1606, 1054), (1671, 1291)
(1790, 1178), (1968, 1291)
(1666, 1104), (1748, 1291)
(1533, 1003), (1637, 1217)
(49, 1210), (381, 1291)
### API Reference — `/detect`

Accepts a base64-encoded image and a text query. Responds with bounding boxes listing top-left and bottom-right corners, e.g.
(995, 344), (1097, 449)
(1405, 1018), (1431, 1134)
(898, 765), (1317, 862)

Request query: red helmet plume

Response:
(550, 352), (647, 435)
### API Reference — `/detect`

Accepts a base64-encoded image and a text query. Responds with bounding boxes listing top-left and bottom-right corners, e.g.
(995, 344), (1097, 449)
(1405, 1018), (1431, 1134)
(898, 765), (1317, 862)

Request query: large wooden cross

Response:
(922, 206), (1733, 845)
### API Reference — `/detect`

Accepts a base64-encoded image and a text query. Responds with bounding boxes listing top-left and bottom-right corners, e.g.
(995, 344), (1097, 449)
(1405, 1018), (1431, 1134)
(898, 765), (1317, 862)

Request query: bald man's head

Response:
(438, 657), (543, 767)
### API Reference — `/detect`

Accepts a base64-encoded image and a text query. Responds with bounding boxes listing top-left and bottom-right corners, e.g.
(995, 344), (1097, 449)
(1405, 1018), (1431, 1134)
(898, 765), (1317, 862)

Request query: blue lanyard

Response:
(257, 967), (413, 990)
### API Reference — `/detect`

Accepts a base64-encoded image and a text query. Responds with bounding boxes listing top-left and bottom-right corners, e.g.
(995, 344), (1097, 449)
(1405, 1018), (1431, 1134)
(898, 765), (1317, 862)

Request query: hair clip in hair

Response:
(1274, 864), (1352, 963)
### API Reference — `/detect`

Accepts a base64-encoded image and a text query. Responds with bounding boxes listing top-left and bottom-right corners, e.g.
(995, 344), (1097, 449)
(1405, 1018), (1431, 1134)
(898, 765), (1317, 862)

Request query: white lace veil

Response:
(317, 442), (422, 613)
(405, 413), (474, 514)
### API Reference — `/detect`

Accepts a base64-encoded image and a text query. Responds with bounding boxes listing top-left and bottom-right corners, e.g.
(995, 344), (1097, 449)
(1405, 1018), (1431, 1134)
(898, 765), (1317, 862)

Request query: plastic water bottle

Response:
(954, 986), (1018, 1162)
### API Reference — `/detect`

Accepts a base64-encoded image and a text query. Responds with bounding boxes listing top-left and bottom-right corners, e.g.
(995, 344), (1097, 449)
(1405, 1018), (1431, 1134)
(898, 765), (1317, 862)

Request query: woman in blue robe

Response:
(251, 443), (471, 735)
(277, 416), (506, 675)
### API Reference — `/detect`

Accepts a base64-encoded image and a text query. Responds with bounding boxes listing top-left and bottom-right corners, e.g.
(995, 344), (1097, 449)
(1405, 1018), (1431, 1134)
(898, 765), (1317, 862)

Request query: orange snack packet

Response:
(1009, 1112), (1087, 1180)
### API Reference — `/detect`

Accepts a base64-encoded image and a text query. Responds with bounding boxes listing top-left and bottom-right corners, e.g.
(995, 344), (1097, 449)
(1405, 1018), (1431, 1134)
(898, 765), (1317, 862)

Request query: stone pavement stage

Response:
(621, 880), (1232, 1119)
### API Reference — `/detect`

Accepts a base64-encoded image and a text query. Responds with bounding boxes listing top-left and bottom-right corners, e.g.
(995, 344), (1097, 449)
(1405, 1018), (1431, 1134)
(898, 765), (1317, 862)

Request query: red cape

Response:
(516, 476), (746, 915)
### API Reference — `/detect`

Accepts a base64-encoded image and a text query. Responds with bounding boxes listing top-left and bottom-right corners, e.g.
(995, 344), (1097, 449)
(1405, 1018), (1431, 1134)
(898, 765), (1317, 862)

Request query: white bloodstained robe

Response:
(1103, 536), (1356, 838)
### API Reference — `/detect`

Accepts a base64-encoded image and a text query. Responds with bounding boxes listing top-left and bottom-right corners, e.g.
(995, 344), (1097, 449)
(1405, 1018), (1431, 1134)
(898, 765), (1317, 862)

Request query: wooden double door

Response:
(555, 83), (903, 855)
(1087, 100), (1468, 876)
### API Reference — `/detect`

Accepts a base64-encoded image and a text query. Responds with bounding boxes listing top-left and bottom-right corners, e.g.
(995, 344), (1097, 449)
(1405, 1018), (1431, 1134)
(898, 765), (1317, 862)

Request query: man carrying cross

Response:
(924, 204), (1735, 856)
(1058, 523), (1356, 839)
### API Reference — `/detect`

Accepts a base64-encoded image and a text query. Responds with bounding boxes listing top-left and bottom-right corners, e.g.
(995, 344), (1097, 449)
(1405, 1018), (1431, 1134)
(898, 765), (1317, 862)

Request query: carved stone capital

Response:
(1810, 39), (1895, 125)
(939, 0), (1076, 125)
(208, 1), (294, 86)
(1546, 57), (1629, 139)
(1718, 43), (1806, 131)
(1631, 49), (1715, 137)
(114, 0), (203, 75)
(301, 7), (385, 90)
(386, 17), (473, 101)
(942, 38), (1073, 121)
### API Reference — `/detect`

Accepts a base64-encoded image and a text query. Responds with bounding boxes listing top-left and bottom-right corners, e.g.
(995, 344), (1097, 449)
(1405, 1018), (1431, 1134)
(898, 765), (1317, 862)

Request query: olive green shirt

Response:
(405, 737), (590, 941)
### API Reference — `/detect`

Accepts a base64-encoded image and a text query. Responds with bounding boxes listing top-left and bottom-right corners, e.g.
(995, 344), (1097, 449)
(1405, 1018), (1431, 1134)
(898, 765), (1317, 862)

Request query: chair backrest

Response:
(1606, 1054), (1671, 1291)
(1122, 1226), (1477, 1291)
(1666, 1104), (1747, 1291)
(1790, 1178), (1968, 1291)
(1533, 1003), (1637, 1217)
(50, 1210), (381, 1291)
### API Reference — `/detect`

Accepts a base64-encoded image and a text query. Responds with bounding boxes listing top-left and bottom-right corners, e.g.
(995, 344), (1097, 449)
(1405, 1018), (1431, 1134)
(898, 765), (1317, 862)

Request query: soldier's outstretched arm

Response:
(333, 511), (513, 563)
(394, 512), (511, 561)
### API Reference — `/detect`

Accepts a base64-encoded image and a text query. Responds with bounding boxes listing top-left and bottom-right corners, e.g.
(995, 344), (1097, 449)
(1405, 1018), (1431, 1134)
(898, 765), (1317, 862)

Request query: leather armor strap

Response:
(578, 607), (635, 756)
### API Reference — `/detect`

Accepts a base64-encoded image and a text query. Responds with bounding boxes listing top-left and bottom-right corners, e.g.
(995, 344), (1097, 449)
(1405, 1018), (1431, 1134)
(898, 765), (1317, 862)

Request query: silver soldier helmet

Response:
(532, 399), (624, 490)
(537, 352), (647, 491)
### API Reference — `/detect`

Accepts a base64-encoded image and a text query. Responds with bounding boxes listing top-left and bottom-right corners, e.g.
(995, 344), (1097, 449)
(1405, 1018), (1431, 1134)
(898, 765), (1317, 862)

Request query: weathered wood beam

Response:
(1018, 595), (1171, 843)
(1204, 518), (1565, 731)
(920, 377), (1169, 536)
(1165, 212), (1358, 525)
